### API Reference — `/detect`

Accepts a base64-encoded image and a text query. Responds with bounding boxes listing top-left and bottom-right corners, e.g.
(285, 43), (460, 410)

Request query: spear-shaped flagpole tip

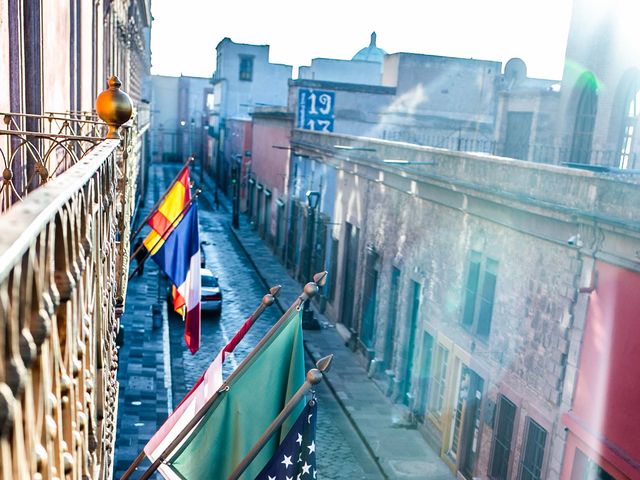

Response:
(308, 355), (333, 386)
(262, 285), (281, 307)
(313, 271), (328, 288)
(315, 354), (333, 373)
(269, 285), (282, 297)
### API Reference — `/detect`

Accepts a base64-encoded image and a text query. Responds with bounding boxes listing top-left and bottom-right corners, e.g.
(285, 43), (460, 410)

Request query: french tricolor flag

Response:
(151, 202), (201, 354)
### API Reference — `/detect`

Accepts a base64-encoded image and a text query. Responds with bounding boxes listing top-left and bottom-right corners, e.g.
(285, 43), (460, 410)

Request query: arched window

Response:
(570, 75), (598, 164)
(618, 87), (640, 169)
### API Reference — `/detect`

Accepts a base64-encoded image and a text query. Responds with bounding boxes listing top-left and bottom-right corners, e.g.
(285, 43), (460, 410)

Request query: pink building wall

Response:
(250, 111), (293, 239)
(562, 261), (640, 480)
(251, 116), (291, 194)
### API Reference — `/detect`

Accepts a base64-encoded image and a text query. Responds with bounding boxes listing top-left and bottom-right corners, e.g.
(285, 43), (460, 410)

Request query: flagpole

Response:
(128, 189), (201, 280)
(227, 354), (333, 480)
(130, 156), (194, 241)
(119, 284), (282, 480)
(134, 272), (328, 480)
(220, 284), (283, 361)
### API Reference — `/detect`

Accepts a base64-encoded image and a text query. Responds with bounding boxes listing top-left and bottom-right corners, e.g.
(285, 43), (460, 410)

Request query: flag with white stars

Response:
(256, 399), (318, 480)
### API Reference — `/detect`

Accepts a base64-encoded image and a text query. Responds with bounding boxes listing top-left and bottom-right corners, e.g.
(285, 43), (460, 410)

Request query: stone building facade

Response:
(286, 129), (640, 480)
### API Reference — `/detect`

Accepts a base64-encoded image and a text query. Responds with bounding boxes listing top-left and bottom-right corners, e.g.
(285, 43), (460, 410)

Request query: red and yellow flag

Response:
(144, 166), (192, 315)
(143, 167), (191, 254)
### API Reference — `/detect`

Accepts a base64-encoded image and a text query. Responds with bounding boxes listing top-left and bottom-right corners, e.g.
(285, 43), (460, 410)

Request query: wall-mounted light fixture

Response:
(306, 190), (321, 210)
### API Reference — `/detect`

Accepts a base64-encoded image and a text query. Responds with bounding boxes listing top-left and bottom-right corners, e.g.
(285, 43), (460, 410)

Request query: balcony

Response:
(0, 82), (141, 479)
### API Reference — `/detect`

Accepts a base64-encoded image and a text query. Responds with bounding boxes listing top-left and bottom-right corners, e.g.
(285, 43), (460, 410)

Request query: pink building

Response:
(248, 107), (293, 253)
(561, 262), (640, 480)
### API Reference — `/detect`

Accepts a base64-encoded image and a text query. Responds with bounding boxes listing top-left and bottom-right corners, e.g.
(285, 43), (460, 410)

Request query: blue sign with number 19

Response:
(297, 88), (335, 132)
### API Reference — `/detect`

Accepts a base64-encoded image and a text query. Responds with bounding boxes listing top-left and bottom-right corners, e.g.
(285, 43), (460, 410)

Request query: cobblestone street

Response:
(115, 163), (382, 479)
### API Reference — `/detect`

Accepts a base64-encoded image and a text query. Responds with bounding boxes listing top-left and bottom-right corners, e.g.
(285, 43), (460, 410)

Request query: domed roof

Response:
(352, 32), (386, 63)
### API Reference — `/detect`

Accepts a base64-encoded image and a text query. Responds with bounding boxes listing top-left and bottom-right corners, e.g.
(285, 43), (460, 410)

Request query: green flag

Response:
(165, 308), (305, 479)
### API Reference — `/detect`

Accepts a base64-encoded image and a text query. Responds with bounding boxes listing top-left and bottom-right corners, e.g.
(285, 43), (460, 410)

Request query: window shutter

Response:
(477, 259), (498, 337)
(462, 258), (481, 327)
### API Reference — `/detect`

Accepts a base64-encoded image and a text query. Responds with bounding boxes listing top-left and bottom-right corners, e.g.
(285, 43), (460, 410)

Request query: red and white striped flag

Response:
(144, 312), (261, 478)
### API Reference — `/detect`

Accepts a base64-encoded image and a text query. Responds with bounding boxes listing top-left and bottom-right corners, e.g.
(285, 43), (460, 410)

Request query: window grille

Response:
(489, 395), (517, 479)
(618, 88), (640, 169)
(519, 419), (547, 480)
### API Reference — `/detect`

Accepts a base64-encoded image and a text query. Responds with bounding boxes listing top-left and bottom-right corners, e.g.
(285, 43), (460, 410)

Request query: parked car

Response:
(200, 267), (222, 315)
(166, 267), (222, 317)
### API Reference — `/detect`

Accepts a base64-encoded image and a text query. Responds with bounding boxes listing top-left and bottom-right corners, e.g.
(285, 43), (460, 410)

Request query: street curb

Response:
(227, 222), (389, 480)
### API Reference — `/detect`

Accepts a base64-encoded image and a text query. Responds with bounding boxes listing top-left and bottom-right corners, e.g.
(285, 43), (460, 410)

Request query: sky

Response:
(150, 0), (574, 81)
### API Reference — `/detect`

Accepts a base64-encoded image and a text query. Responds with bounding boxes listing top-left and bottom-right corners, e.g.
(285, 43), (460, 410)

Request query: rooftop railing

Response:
(381, 130), (640, 169)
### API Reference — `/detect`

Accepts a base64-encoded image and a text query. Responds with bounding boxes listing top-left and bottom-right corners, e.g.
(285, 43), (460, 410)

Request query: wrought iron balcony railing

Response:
(0, 76), (137, 480)
(0, 113), (109, 213)
(0, 98), (149, 214)
(3, 111), (108, 137)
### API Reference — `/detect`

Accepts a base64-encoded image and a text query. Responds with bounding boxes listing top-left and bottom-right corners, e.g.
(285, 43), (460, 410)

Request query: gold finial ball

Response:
(303, 282), (319, 298)
(307, 368), (323, 385)
(96, 76), (133, 139)
(262, 294), (275, 306)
